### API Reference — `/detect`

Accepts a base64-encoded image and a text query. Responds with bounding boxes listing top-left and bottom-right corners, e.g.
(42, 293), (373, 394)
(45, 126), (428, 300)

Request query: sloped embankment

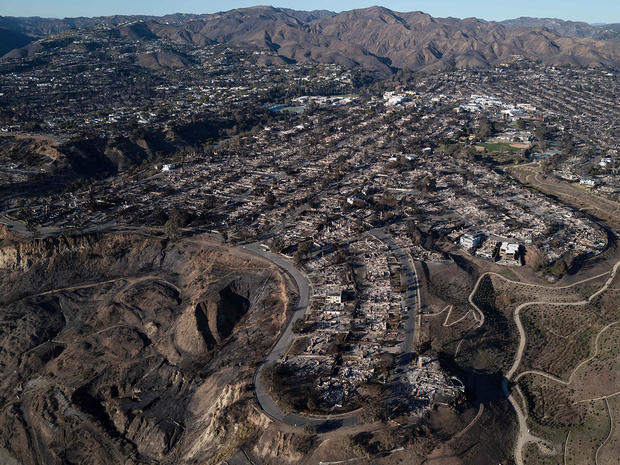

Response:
(0, 233), (291, 465)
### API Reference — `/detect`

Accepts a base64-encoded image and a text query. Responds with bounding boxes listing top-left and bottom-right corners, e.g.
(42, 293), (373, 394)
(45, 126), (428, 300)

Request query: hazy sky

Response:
(1, 0), (618, 23)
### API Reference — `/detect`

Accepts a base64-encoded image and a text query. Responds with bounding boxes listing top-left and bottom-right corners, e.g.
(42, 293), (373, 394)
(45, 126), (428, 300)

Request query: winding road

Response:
(0, 214), (419, 431)
(9, 210), (615, 462)
(508, 163), (620, 230)
(245, 226), (422, 430)
(243, 242), (360, 429)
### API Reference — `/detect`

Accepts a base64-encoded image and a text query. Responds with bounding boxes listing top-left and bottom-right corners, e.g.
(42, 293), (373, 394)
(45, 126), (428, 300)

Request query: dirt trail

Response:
(509, 260), (619, 382)
(469, 259), (620, 465)
(454, 403), (484, 439)
(563, 430), (571, 465)
(595, 398), (614, 465)
(426, 305), (474, 327)
(507, 392), (549, 465)
(576, 391), (620, 404)
(0, 232), (294, 465)
(513, 321), (619, 385)
(30, 275), (182, 298)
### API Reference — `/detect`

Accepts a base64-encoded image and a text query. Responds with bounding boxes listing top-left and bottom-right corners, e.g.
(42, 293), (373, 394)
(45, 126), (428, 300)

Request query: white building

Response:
(579, 177), (598, 187)
(460, 231), (485, 250)
(500, 242), (521, 260)
(383, 92), (408, 106)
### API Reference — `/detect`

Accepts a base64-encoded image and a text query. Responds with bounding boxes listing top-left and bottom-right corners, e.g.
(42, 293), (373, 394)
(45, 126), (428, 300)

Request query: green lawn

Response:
(478, 141), (522, 152)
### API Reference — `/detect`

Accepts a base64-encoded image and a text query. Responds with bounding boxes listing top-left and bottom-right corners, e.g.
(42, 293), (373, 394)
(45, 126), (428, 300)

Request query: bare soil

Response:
(0, 232), (291, 465)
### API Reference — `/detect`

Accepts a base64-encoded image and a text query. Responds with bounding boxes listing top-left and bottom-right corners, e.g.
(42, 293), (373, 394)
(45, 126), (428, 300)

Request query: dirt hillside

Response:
(0, 233), (291, 465)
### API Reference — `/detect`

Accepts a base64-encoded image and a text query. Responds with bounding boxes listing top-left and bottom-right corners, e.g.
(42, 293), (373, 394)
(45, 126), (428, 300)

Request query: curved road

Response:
(243, 242), (360, 429)
(244, 227), (422, 429)
(509, 163), (620, 230)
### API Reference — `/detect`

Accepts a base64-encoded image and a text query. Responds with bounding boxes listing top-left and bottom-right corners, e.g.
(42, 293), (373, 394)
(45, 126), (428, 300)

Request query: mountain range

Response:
(497, 17), (620, 40)
(1, 6), (619, 74)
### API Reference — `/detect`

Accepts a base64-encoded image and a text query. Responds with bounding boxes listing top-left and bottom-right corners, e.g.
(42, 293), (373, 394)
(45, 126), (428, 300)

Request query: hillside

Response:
(499, 17), (620, 40)
(0, 27), (34, 56)
(0, 233), (291, 465)
(2, 6), (620, 74)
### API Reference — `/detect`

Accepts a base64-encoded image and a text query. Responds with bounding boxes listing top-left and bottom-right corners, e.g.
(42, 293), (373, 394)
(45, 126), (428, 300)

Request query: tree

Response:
(153, 208), (169, 226)
(407, 221), (423, 246)
(293, 249), (304, 265)
(298, 239), (313, 256)
(534, 123), (552, 150)
(419, 175), (436, 193)
(475, 117), (494, 140)
(561, 135), (576, 155)
(306, 395), (319, 412)
(464, 146), (478, 161)
(270, 237), (285, 253)
(303, 424), (317, 435)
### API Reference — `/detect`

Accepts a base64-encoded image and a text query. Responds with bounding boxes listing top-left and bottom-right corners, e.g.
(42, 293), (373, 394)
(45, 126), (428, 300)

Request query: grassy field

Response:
(477, 141), (522, 152)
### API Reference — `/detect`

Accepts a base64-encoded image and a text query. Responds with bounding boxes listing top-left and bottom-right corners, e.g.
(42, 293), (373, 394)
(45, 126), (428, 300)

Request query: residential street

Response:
(243, 242), (360, 430)
(371, 228), (420, 369)
(245, 226), (421, 429)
